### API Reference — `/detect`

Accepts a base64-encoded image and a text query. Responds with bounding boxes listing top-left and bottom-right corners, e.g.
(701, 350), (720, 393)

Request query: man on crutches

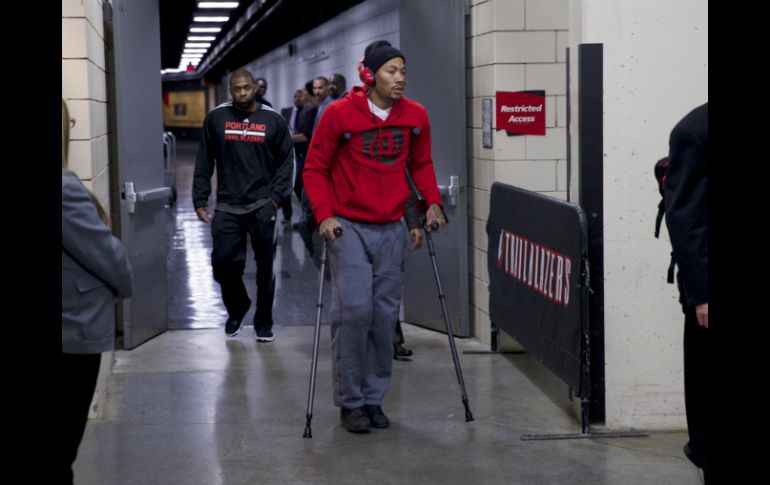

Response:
(303, 40), (445, 433)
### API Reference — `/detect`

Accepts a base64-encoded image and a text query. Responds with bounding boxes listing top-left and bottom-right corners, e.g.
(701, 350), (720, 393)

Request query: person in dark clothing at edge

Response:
(394, 191), (423, 359)
(193, 68), (294, 343)
(664, 102), (710, 483)
(303, 40), (445, 433)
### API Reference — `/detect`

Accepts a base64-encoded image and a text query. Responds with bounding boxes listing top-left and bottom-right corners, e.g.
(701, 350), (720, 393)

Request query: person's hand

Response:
(319, 217), (343, 240)
(424, 204), (446, 232)
(195, 207), (211, 223)
(695, 303), (708, 329)
(409, 228), (423, 250)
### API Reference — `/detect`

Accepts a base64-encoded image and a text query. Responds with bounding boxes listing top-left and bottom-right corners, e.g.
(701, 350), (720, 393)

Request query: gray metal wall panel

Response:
(400, 0), (469, 336)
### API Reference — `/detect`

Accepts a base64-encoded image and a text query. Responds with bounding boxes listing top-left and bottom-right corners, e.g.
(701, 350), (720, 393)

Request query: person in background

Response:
(61, 97), (134, 485)
(311, 76), (333, 132)
(280, 89), (308, 223)
(255, 77), (273, 108)
(329, 73), (348, 100)
(293, 80), (320, 240)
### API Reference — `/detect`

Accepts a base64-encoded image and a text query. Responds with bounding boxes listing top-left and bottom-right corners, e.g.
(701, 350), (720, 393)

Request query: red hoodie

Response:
(302, 86), (442, 224)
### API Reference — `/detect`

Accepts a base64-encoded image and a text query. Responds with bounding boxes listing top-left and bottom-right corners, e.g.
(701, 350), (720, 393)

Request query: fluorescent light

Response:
(183, 49), (208, 53)
(188, 36), (216, 41)
(198, 2), (238, 8)
(194, 16), (229, 22)
(185, 42), (211, 48)
(190, 27), (221, 32)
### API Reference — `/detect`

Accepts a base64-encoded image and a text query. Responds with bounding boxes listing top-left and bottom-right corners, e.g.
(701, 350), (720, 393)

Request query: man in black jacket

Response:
(193, 68), (294, 342)
(664, 102), (709, 481)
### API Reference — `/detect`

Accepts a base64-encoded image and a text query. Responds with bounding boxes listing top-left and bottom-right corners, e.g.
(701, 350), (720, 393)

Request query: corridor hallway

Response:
(73, 142), (699, 485)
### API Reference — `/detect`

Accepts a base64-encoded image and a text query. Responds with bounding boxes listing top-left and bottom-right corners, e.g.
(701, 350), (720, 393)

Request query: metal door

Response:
(399, 0), (469, 336)
(105, 0), (171, 349)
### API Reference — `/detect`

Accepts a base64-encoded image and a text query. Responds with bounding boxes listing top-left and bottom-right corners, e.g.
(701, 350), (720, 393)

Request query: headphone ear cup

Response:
(366, 68), (375, 87)
(357, 59), (375, 86)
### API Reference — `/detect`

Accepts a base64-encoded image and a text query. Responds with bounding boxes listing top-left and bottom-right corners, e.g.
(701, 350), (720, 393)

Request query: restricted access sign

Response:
(495, 91), (546, 136)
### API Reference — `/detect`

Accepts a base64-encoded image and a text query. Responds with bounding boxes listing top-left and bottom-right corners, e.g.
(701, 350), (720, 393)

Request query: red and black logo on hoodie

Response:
(362, 128), (403, 165)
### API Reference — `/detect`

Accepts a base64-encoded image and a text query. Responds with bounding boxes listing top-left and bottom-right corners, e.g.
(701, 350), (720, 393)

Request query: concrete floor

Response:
(73, 142), (700, 484)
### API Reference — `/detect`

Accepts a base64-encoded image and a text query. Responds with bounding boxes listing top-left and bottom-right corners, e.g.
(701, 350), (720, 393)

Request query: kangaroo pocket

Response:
(342, 164), (410, 219)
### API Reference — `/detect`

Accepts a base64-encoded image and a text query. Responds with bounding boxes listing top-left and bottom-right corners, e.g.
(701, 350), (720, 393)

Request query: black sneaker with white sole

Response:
(225, 300), (251, 337)
(225, 317), (245, 337)
(255, 329), (274, 342)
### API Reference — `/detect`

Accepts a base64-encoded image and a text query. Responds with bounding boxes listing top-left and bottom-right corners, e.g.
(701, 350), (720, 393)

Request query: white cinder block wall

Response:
(62, 0), (111, 211)
(467, 0), (569, 346)
(62, 0), (114, 420)
(569, 0), (708, 429)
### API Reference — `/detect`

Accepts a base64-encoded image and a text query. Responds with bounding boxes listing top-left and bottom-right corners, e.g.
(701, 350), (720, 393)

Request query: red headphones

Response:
(357, 57), (375, 87)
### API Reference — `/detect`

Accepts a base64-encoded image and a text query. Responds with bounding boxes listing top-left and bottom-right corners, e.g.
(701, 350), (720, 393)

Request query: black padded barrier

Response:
(487, 182), (588, 396)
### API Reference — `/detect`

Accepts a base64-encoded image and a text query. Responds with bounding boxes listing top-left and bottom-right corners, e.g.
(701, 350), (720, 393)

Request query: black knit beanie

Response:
(363, 40), (405, 76)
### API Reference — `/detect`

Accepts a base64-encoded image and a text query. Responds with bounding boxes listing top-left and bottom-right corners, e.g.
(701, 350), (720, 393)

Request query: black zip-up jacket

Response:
(664, 103), (708, 307)
(193, 101), (294, 210)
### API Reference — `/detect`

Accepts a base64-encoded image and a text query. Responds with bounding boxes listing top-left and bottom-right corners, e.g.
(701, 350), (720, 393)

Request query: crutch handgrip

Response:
(333, 227), (343, 237)
(428, 221), (440, 232)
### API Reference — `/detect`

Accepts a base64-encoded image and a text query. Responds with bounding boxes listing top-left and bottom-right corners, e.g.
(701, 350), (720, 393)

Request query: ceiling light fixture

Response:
(194, 16), (229, 22)
(198, 2), (238, 8)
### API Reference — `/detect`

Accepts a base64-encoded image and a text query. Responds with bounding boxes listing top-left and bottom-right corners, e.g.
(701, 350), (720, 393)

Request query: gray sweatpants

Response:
(327, 216), (407, 409)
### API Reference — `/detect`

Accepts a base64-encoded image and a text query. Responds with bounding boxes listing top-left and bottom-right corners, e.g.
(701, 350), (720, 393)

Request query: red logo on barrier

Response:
(496, 229), (572, 307)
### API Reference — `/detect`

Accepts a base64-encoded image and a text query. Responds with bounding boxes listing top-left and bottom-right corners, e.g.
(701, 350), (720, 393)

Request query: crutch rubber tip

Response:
(463, 400), (474, 422)
(333, 227), (343, 237)
(303, 426), (312, 438)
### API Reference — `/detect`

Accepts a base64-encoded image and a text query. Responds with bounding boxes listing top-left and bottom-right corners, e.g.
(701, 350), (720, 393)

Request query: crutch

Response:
(408, 172), (474, 423)
(303, 226), (343, 438)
